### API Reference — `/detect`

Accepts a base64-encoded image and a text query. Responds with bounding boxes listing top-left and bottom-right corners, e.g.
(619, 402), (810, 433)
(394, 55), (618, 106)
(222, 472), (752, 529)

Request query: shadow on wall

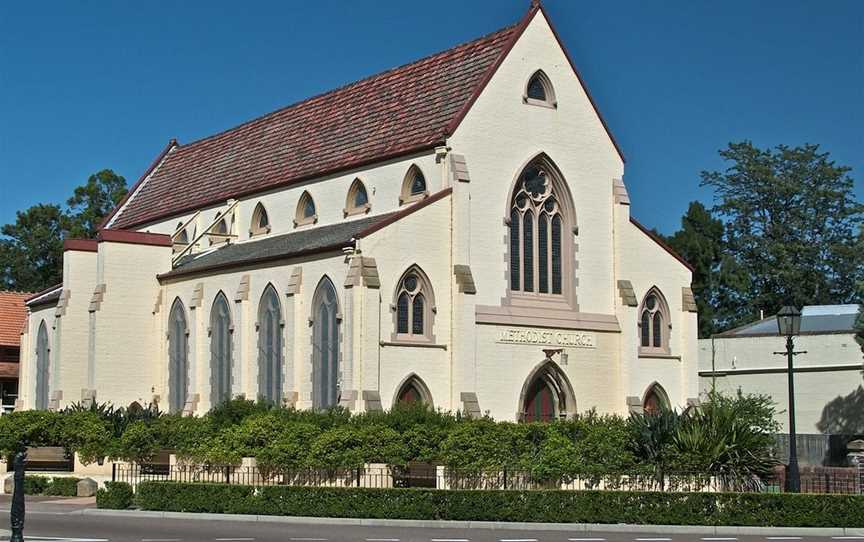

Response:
(817, 384), (864, 434)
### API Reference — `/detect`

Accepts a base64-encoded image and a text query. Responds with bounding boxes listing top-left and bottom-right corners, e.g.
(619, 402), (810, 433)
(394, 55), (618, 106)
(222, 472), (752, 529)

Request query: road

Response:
(0, 496), (858, 542)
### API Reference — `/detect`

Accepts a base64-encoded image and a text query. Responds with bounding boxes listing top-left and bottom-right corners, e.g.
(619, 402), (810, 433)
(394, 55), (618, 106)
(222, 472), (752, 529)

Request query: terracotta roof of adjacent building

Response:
(108, 23), (520, 230)
(0, 291), (30, 347)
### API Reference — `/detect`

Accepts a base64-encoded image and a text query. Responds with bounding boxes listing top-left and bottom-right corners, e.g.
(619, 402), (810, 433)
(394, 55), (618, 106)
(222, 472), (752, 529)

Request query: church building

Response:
(20, 3), (699, 421)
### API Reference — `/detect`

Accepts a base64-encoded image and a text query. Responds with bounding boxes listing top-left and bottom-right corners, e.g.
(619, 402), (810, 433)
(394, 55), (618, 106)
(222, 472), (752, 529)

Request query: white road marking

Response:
(23, 538), (109, 542)
(215, 539), (255, 541)
(832, 539), (864, 541)
(500, 539), (538, 542)
(766, 539), (802, 541)
(290, 539), (328, 541)
(366, 539), (400, 542)
(142, 539), (182, 542)
(432, 539), (470, 541)
(702, 539), (738, 541)
(569, 539), (607, 541)
(636, 539), (671, 541)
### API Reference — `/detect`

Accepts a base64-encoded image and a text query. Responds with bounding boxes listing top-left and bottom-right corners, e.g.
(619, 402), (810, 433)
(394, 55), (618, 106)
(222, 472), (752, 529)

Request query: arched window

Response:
(250, 203), (270, 236)
(209, 214), (230, 246)
(393, 266), (435, 342)
(394, 374), (433, 408)
(519, 360), (575, 422)
(508, 156), (573, 297)
(344, 179), (371, 216)
(643, 383), (670, 415)
(209, 293), (233, 407)
(257, 285), (283, 403)
(400, 165), (428, 205)
(311, 277), (340, 410)
(524, 70), (556, 107)
(167, 299), (188, 414)
(172, 222), (190, 254)
(295, 191), (317, 227)
(638, 288), (670, 355)
(34, 320), (50, 410)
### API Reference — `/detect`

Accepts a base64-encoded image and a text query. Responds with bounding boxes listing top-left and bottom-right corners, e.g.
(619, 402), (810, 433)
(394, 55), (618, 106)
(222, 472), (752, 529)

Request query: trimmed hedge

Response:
(21, 476), (81, 496)
(133, 481), (864, 527)
(96, 482), (134, 509)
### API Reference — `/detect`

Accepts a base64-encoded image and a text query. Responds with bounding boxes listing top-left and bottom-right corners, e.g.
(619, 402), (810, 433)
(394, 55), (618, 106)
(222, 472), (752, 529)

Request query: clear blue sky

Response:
(1, 0), (861, 234)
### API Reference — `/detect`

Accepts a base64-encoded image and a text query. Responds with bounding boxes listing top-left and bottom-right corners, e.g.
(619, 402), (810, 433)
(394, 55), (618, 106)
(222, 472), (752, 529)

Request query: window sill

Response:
(380, 340), (446, 350)
(399, 192), (428, 206)
(522, 96), (557, 109)
(638, 353), (681, 361)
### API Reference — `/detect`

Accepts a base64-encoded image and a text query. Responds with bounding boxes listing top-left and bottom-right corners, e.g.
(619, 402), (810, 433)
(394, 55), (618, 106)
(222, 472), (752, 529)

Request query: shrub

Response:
(308, 425), (406, 468)
(135, 482), (864, 527)
(255, 422), (319, 472)
(21, 476), (50, 495)
(119, 421), (160, 464)
(0, 410), (66, 455)
(96, 481), (134, 509)
(45, 476), (81, 496)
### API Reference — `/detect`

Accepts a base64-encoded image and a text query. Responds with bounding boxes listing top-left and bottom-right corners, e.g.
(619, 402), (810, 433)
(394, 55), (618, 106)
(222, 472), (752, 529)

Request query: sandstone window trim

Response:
(294, 191), (318, 227)
(344, 178), (371, 217)
(393, 373), (434, 408)
(249, 202), (271, 236)
(638, 287), (672, 356)
(208, 213), (232, 246)
(256, 284), (283, 403)
(167, 298), (189, 414)
(642, 381), (671, 415)
(391, 265), (436, 344)
(209, 291), (234, 407)
(399, 165), (429, 205)
(523, 69), (557, 109)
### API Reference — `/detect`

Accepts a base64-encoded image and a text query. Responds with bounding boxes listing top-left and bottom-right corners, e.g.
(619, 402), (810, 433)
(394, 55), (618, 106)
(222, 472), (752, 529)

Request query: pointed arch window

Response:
(34, 320), (50, 410)
(393, 266), (435, 342)
(257, 285), (283, 404)
(250, 203), (270, 236)
(167, 299), (189, 414)
(295, 191), (317, 227)
(209, 293), (233, 407)
(173, 222), (189, 254)
(638, 288), (671, 356)
(508, 157), (571, 297)
(311, 277), (340, 410)
(209, 214), (231, 245)
(344, 179), (371, 216)
(400, 165), (428, 205)
(524, 70), (556, 108)
(519, 361), (575, 422)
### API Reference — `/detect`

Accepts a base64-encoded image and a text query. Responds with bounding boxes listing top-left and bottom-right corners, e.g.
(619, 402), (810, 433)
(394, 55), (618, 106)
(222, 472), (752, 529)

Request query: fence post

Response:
(111, 463), (116, 483)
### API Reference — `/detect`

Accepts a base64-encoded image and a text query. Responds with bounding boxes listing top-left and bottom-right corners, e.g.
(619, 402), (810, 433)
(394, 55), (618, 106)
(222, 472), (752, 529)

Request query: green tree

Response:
(66, 169), (128, 238)
(664, 202), (734, 337)
(700, 142), (863, 328)
(0, 204), (67, 291)
(0, 169), (128, 291)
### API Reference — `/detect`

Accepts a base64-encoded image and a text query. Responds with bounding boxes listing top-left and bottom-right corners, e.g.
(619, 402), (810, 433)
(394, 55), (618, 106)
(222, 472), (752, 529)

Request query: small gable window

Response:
(173, 222), (189, 254)
(344, 179), (371, 217)
(638, 288), (671, 356)
(295, 191), (317, 227)
(524, 70), (556, 108)
(250, 203), (270, 236)
(400, 165), (428, 205)
(393, 266), (435, 342)
(208, 214), (231, 246)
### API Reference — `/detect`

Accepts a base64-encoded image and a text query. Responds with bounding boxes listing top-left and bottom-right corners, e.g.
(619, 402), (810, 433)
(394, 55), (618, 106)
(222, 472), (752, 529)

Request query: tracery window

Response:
(250, 203), (270, 236)
(344, 179), (371, 216)
(295, 191), (317, 227)
(638, 288), (670, 355)
(524, 70), (556, 107)
(509, 160), (566, 296)
(400, 165), (428, 205)
(393, 266), (435, 342)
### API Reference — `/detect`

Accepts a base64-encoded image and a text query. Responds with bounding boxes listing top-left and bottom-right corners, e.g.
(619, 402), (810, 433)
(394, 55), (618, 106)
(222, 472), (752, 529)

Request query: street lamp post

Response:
(774, 305), (805, 493)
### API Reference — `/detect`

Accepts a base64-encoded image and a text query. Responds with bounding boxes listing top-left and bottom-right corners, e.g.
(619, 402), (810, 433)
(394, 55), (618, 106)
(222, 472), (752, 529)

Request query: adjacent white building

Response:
(699, 305), (864, 434)
(19, 4), (698, 421)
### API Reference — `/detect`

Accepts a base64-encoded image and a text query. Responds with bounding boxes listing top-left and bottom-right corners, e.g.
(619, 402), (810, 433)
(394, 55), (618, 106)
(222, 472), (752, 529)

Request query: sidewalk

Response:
(80, 508), (864, 537)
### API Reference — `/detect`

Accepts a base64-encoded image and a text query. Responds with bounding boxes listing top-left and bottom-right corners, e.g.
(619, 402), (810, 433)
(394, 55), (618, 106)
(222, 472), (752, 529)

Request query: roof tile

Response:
(0, 291), (30, 347)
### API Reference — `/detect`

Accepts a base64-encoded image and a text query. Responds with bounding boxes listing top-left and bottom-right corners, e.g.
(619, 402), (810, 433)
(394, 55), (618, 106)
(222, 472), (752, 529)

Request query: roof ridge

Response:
(176, 22), (519, 151)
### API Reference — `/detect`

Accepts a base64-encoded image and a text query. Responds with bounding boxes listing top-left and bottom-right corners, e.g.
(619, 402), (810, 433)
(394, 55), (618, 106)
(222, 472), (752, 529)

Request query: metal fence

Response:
(112, 463), (863, 495)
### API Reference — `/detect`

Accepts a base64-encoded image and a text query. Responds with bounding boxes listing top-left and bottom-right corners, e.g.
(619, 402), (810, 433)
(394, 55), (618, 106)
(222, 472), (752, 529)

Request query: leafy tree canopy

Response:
(0, 169), (127, 292)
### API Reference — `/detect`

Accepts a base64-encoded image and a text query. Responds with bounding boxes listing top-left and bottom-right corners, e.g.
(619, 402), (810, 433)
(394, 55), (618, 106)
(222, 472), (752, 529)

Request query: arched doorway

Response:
(394, 374), (433, 408)
(519, 360), (576, 422)
(311, 277), (340, 410)
(642, 382), (670, 415)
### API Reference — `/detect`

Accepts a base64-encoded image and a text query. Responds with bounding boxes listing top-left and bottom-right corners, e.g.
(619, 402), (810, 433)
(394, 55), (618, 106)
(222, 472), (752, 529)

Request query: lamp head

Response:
(776, 305), (802, 337)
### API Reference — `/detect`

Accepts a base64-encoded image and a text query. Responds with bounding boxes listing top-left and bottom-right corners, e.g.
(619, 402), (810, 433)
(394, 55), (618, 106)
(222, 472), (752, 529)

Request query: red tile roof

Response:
(109, 23), (521, 230)
(0, 291), (30, 347)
